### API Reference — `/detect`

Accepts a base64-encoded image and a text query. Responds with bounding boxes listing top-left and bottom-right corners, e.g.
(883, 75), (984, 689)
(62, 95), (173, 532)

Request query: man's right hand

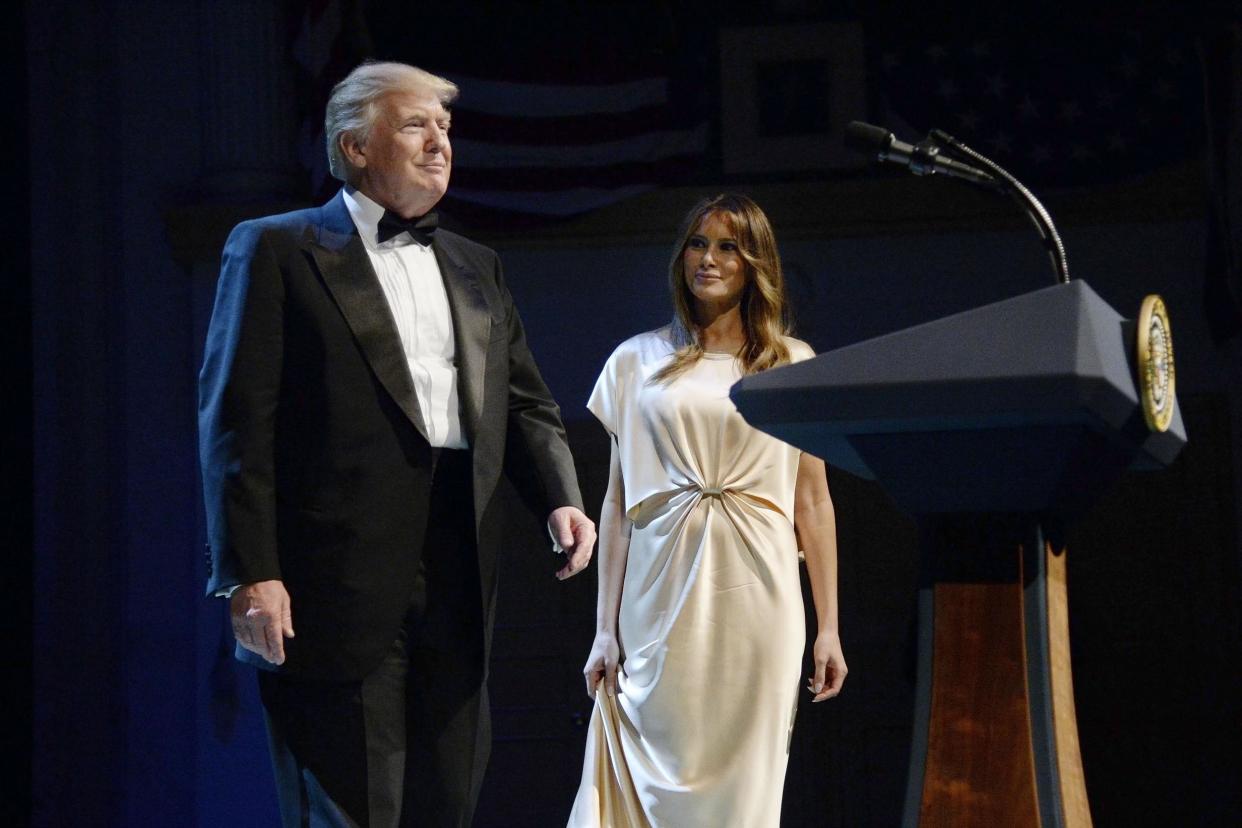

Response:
(230, 580), (295, 666)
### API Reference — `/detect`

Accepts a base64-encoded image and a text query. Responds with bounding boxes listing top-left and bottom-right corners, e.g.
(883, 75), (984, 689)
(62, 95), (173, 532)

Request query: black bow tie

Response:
(377, 210), (439, 245)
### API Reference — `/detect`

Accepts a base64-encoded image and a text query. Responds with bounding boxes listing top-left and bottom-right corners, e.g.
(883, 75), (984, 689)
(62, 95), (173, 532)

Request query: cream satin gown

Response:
(568, 329), (814, 828)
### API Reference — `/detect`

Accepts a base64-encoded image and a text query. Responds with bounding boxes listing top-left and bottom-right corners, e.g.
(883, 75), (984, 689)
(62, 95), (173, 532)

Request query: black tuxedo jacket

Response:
(199, 191), (583, 681)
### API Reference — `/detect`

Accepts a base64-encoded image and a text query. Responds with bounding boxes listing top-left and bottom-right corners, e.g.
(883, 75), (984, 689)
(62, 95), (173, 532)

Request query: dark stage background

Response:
(20, 2), (1242, 826)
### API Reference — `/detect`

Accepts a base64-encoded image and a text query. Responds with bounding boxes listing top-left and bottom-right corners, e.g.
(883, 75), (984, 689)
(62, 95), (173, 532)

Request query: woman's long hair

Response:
(650, 193), (792, 384)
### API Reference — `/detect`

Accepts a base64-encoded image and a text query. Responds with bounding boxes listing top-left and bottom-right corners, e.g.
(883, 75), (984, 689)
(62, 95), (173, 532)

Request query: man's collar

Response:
(342, 187), (388, 248)
(343, 187), (437, 249)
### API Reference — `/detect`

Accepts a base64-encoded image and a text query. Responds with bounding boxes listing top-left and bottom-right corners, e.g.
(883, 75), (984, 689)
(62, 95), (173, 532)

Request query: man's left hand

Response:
(548, 506), (596, 580)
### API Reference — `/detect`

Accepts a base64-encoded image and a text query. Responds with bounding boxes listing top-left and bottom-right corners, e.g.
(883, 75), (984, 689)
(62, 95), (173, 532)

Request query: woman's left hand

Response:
(807, 629), (847, 702)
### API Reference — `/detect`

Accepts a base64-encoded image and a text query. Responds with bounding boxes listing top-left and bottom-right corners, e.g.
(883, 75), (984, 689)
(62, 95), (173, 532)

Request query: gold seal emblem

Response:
(1136, 294), (1175, 432)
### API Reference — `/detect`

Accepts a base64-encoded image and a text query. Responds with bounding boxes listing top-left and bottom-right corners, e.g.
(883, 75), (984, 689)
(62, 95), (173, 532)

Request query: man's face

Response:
(348, 88), (452, 218)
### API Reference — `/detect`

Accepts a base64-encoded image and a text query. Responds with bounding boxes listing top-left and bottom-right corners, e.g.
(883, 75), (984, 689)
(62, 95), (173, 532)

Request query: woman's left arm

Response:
(794, 453), (848, 702)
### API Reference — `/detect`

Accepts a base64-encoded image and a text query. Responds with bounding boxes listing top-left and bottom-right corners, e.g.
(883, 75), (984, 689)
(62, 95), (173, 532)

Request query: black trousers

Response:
(259, 449), (489, 827)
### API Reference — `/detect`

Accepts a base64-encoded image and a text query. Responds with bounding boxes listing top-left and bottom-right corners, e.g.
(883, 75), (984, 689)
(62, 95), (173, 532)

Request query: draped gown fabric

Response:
(569, 329), (816, 828)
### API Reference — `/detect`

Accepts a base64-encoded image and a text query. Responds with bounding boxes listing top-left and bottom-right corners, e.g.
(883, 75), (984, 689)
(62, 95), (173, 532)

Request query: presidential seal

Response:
(1136, 294), (1175, 432)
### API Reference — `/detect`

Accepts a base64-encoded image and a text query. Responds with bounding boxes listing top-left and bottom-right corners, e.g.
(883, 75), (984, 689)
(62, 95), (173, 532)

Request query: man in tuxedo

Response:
(199, 61), (596, 827)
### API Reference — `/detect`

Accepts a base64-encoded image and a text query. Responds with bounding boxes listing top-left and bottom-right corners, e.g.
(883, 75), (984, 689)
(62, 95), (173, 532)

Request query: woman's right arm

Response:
(583, 437), (631, 698)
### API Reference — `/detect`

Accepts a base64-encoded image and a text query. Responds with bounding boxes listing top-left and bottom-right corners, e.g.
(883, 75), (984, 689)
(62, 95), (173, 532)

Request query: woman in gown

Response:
(568, 194), (847, 827)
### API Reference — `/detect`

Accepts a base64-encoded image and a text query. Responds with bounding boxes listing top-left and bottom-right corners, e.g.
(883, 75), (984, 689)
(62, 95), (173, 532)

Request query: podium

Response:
(731, 280), (1185, 827)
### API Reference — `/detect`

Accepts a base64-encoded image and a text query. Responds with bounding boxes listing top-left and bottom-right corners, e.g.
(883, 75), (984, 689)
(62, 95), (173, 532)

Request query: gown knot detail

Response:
(698, 485), (726, 498)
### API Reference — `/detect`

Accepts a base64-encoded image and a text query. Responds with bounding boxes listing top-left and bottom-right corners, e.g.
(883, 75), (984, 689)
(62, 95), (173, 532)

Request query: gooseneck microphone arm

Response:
(845, 121), (1071, 285)
(930, 129), (1070, 285)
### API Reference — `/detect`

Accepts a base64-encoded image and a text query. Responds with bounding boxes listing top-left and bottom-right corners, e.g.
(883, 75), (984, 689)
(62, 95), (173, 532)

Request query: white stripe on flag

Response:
(450, 185), (653, 216)
(454, 123), (709, 169)
(450, 76), (670, 118)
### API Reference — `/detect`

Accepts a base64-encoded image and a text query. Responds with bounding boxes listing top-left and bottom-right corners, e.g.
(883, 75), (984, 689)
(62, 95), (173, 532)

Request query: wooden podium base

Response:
(903, 519), (1092, 827)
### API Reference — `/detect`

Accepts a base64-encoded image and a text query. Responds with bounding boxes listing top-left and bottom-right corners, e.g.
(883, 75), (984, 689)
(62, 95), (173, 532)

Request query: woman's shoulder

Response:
(783, 335), (816, 363)
(607, 327), (677, 364)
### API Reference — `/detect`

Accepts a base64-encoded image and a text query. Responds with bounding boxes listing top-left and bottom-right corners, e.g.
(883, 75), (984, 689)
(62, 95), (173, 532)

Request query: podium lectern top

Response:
(732, 280), (1186, 516)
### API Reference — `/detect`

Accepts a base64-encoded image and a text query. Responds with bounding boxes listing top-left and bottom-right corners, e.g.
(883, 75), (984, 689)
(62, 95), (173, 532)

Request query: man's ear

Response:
(340, 132), (366, 170)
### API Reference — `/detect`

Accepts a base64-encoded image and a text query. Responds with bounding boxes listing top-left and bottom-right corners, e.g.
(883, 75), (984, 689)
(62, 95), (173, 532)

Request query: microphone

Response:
(845, 121), (996, 186)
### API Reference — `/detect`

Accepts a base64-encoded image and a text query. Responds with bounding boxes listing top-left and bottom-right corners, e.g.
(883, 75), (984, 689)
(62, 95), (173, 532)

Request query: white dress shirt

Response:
(344, 188), (467, 449)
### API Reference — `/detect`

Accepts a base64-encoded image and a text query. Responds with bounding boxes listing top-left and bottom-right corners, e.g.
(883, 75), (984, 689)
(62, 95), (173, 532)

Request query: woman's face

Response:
(683, 212), (746, 313)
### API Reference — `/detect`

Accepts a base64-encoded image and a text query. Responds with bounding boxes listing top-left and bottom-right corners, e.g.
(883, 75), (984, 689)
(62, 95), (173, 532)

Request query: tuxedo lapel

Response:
(308, 193), (430, 442)
(434, 238), (491, 444)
